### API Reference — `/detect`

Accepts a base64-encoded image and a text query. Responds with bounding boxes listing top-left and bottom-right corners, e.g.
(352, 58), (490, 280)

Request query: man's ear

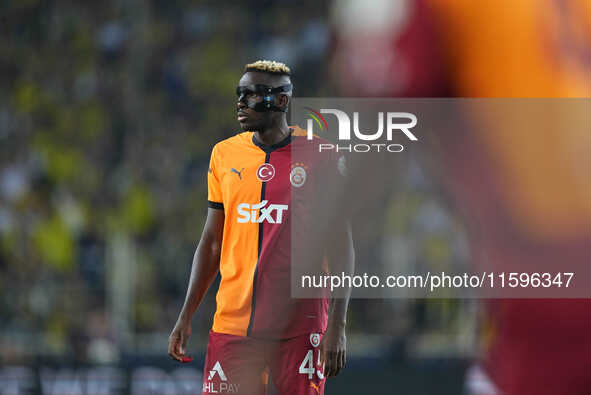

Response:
(278, 93), (290, 108)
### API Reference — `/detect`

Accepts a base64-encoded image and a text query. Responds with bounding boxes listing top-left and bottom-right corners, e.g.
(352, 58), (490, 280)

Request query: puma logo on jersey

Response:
(231, 167), (245, 180)
(237, 200), (288, 224)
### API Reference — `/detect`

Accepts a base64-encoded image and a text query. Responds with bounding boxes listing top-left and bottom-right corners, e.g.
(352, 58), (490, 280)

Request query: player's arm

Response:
(321, 219), (354, 377)
(168, 207), (224, 362)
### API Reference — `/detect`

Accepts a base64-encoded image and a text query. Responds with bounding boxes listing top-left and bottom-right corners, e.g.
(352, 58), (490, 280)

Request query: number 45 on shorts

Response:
(299, 333), (324, 380)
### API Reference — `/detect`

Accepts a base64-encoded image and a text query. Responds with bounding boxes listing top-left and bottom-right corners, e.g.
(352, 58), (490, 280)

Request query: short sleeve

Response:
(327, 150), (347, 180)
(207, 145), (224, 209)
(335, 154), (347, 178)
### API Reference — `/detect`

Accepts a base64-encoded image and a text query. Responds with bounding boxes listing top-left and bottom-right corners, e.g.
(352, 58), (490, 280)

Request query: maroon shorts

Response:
(201, 330), (326, 395)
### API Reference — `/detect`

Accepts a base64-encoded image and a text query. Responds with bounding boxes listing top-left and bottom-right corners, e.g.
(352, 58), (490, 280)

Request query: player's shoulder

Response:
(290, 125), (333, 146)
(291, 125), (341, 163)
(212, 131), (254, 154)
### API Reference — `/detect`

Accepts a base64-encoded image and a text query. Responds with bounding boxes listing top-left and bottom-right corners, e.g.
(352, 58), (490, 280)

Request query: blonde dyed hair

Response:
(244, 60), (291, 76)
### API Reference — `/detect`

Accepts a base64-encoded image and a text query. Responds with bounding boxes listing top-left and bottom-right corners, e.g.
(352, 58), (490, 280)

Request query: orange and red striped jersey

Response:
(207, 126), (336, 338)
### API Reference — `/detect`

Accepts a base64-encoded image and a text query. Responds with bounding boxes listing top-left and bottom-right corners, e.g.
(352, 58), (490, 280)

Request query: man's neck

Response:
(254, 122), (291, 146)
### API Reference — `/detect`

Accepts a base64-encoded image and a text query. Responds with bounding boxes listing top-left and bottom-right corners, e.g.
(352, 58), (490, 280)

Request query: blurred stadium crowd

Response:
(0, 0), (468, 367)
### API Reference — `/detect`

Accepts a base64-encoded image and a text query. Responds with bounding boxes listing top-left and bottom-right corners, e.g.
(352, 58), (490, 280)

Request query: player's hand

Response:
(168, 319), (192, 362)
(319, 323), (346, 377)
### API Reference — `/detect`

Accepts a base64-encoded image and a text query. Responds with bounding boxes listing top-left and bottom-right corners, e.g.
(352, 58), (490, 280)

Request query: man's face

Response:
(236, 72), (289, 132)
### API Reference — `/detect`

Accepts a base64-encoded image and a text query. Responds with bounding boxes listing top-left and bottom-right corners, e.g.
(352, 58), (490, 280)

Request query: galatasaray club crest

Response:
(290, 163), (308, 188)
(310, 333), (321, 348)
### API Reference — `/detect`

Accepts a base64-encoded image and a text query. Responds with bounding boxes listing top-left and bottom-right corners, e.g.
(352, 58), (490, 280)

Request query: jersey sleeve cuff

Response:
(208, 200), (224, 210)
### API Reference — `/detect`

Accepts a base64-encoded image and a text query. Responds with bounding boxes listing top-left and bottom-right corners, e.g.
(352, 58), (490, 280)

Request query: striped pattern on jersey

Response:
(207, 126), (335, 338)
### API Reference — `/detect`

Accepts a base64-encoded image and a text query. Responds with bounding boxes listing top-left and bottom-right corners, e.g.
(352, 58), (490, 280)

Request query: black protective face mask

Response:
(236, 84), (292, 112)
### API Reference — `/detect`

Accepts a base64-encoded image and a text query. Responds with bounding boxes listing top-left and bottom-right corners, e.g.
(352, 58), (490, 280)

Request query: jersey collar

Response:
(251, 128), (294, 153)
